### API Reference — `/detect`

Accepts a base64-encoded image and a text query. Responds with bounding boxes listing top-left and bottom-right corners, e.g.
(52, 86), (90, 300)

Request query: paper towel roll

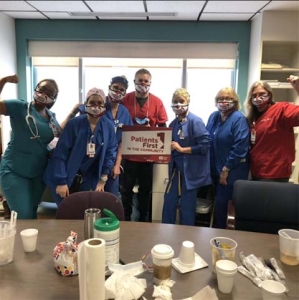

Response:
(78, 238), (106, 300)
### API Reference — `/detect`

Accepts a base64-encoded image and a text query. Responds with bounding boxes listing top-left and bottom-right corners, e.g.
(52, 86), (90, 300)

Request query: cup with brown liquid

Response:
(278, 229), (299, 266)
(151, 244), (174, 284)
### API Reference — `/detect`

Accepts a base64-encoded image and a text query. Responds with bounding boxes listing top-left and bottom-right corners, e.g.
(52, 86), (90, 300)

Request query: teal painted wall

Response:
(15, 20), (251, 102)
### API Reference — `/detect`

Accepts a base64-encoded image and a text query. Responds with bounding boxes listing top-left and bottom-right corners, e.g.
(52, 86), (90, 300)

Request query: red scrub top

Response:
(123, 92), (168, 127)
(250, 102), (299, 179)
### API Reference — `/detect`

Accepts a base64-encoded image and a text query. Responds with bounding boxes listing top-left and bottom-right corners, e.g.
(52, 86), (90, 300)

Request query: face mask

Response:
(85, 105), (106, 118)
(108, 89), (125, 103)
(171, 104), (188, 115)
(216, 102), (235, 112)
(33, 91), (55, 105)
(135, 117), (149, 125)
(251, 95), (270, 108)
(135, 84), (150, 94)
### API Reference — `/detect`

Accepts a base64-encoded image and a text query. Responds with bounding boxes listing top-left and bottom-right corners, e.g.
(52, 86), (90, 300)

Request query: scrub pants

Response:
(105, 176), (119, 198)
(162, 169), (197, 226)
(214, 181), (233, 229)
(120, 159), (153, 222)
(0, 166), (45, 219)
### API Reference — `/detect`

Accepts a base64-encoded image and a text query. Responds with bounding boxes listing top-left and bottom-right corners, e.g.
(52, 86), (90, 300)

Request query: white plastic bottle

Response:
(94, 209), (120, 268)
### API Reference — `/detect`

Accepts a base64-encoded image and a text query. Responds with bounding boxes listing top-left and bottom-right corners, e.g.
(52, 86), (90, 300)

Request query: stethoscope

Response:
(26, 102), (40, 139)
(26, 101), (59, 140)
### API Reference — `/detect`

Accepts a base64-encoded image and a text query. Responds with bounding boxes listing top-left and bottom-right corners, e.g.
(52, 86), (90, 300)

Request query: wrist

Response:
(222, 166), (230, 172)
(100, 175), (108, 183)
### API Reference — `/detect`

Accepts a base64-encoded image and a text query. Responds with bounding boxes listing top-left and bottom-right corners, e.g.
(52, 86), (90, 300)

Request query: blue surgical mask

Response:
(135, 117), (149, 125)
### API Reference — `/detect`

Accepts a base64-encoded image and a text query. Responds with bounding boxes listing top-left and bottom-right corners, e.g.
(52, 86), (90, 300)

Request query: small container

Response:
(84, 208), (101, 240)
(94, 209), (120, 268)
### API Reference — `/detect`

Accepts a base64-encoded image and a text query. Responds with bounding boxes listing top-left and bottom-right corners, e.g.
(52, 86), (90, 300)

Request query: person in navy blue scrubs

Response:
(206, 87), (250, 228)
(162, 88), (211, 226)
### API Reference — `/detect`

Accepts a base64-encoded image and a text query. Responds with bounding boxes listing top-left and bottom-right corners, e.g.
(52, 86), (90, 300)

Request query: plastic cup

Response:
(151, 244), (174, 284)
(20, 228), (38, 252)
(261, 280), (286, 300)
(278, 229), (299, 266)
(177, 241), (195, 267)
(216, 259), (238, 293)
(0, 221), (16, 265)
(210, 237), (238, 273)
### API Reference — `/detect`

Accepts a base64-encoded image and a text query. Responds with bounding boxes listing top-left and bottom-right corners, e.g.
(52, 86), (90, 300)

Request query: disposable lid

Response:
(151, 244), (174, 259)
(94, 209), (119, 231)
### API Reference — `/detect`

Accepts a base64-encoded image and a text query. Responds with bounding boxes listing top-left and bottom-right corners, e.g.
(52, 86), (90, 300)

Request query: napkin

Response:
(105, 271), (147, 300)
(152, 280), (175, 300)
(180, 286), (218, 300)
(108, 261), (145, 276)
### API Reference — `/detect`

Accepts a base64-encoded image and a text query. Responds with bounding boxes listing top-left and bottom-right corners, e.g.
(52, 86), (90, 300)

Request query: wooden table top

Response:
(0, 220), (298, 300)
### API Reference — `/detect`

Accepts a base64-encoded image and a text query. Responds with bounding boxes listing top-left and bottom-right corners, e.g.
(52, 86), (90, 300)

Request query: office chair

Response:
(227, 180), (299, 234)
(56, 191), (125, 221)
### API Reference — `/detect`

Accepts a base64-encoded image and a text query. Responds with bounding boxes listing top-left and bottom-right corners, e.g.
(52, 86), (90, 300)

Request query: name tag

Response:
(87, 143), (96, 158)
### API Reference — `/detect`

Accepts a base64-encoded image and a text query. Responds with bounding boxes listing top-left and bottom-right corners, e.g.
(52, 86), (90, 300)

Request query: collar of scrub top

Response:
(178, 111), (189, 124)
(26, 101), (59, 139)
(134, 95), (150, 121)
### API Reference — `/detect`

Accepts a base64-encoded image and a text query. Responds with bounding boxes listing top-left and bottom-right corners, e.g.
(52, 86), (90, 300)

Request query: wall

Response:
(15, 20), (251, 104)
(0, 12), (17, 153)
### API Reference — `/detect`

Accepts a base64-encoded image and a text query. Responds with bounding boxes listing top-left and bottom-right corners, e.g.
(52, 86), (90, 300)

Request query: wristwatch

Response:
(100, 176), (108, 182)
(222, 166), (230, 172)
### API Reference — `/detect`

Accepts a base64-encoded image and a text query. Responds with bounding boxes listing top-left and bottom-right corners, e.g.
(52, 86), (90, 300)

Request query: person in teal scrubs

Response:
(0, 74), (77, 219)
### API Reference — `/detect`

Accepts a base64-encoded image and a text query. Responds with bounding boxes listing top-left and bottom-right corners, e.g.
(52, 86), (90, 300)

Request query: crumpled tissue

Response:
(108, 260), (145, 277)
(152, 280), (175, 300)
(143, 285), (218, 300)
(105, 270), (147, 300)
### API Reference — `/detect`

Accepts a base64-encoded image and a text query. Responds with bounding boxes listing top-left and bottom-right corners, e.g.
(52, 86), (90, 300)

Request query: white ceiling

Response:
(0, 1), (298, 21)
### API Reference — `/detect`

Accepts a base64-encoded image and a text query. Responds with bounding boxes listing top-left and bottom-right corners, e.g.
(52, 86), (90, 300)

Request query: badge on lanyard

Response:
(87, 135), (96, 158)
(178, 129), (185, 140)
(251, 122), (256, 145)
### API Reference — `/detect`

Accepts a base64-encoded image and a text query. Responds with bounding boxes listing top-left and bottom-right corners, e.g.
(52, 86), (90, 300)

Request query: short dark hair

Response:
(135, 68), (151, 79)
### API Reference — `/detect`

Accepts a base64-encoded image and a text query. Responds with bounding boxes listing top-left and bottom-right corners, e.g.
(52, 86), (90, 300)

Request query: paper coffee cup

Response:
(151, 244), (174, 284)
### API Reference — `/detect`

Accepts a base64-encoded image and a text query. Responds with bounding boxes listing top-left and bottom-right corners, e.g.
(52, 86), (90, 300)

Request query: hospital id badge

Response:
(87, 143), (96, 158)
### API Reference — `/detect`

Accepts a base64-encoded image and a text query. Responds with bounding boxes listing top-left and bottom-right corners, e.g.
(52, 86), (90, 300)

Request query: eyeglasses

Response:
(111, 86), (126, 93)
(35, 86), (56, 100)
(217, 97), (234, 102)
(86, 102), (106, 108)
(251, 93), (268, 99)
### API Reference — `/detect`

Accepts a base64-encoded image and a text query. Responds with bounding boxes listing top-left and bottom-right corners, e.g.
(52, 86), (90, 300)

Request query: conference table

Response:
(0, 220), (298, 300)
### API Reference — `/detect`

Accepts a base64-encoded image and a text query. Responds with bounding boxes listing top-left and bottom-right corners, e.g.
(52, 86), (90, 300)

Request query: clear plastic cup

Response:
(0, 221), (16, 265)
(210, 237), (238, 273)
(278, 229), (299, 266)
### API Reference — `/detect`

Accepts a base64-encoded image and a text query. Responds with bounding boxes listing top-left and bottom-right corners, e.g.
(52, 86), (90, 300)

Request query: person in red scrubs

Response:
(121, 68), (168, 221)
(245, 75), (299, 182)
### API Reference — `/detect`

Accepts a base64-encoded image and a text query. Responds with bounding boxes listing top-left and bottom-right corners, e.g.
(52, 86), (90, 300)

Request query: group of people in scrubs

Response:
(0, 70), (298, 227)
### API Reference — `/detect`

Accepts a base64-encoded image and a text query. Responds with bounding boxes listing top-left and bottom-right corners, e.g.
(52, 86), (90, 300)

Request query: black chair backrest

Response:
(56, 191), (125, 221)
(233, 180), (299, 234)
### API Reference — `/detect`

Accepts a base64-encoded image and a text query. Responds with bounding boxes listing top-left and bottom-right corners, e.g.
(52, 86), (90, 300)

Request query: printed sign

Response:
(122, 126), (172, 162)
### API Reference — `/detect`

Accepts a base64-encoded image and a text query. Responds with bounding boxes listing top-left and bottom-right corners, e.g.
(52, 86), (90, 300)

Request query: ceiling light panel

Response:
(3, 11), (47, 19)
(204, 1), (268, 13)
(44, 12), (96, 19)
(263, 1), (299, 11)
(147, 1), (205, 20)
(0, 1), (36, 11)
(86, 1), (145, 13)
(27, 1), (90, 12)
(201, 13), (254, 21)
